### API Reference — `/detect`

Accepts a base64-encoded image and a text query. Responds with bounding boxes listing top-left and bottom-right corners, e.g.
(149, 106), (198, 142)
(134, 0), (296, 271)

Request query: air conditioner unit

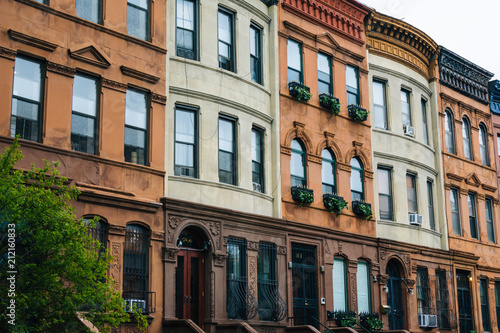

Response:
(403, 125), (415, 137)
(418, 314), (438, 328)
(252, 182), (262, 192)
(409, 213), (423, 226)
(124, 299), (146, 312)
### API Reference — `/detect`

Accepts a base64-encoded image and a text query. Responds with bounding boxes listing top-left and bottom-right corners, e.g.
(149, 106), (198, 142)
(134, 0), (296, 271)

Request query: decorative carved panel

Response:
(249, 256), (257, 299)
(110, 243), (121, 290)
(350, 273), (357, 311)
(248, 241), (259, 251)
(102, 78), (127, 92)
(213, 253), (228, 267)
(277, 246), (287, 255)
(210, 271), (215, 318)
(162, 247), (179, 263)
(151, 93), (167, 105)
(47, 62), (76, 77)
(0, 46), (16, 60)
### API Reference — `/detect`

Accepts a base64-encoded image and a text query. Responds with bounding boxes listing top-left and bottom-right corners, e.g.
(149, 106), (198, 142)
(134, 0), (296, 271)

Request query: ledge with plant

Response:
(359, 313), (383, 332)
(323, 193), (348, 216)
(288, 81), (312, 103)
(348, 104), (369, 122)
(332, 311), (357, 328)
(319, 93), (341, 116)
(352, 200), (373, 220)
(291, 185), (314, 207)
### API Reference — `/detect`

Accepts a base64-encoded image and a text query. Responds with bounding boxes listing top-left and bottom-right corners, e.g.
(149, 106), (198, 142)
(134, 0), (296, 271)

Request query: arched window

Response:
(479, 123), (489, 166)
(445, 110), (455, 154)
(291, 139), (306, 186)
(350, 157), (364, 201)
(83, 216), (107, 256)
(123, 224), (151, 313)
(462, 117), (472, 160)
(322, 149), (336, 194)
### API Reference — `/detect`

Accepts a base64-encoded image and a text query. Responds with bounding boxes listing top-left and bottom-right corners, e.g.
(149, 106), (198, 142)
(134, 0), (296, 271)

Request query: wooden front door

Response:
(387, 261), (404, 330)
(176, 250), (205, 328)
(291, 243), (318, 328)
(457, 270), (473, 333)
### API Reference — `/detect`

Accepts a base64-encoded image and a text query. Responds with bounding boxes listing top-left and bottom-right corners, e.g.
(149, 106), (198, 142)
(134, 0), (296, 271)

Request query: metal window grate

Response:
(258, 243), (286, 321)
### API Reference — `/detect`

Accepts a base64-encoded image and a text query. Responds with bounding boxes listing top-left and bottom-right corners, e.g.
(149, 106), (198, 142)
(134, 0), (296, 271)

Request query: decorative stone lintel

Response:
(248, 241), (259, 251)
(0, 46), (16, 60)
(102, 78), (127, 92)
(121, 65), (160, 84)
(162, 247), (179, 262)
(307, 154), (322, 164)
(213, 253), (228, 267)
(364, 170), (374, 179)
(108, 224), (126, 236)
(151, 231), (165, 241)
(8, 29), (58, 52)
(277, 245), (286, 255)
(405, 278), (416, 288)
(378, 274), (388, 285)
(280, 146), (292, 155)
(337, 162), (351, 172)
(151, 93), (167, 105)
(47, 62), (76, 78)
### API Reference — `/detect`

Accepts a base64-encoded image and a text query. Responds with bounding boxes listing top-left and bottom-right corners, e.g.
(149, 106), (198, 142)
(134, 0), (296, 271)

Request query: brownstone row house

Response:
(3, 1), (500, 333)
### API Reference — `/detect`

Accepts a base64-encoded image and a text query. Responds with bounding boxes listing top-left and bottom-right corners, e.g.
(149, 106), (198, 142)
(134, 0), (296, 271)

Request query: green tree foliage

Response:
(0, 139), (147, 332)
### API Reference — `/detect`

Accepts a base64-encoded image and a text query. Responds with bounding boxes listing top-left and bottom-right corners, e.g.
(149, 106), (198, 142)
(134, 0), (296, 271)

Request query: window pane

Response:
(373, 81), (387, 128)
(406, 174), (417, 213)
(333, 259), (346, 311)
(486, 199), (495, 243)
(219, 118), (234, 152)
(428, 181), (435, 230)
(357, 262), (370, 314)
(127, 3), (148, 40)
(72, 75), (97, 116)
(401, 90), (411, 126)
(445, 112), (455, 154)
(218, 11), (231, 44)
(175, 143), (194, 167)
(291, 151), (304, 178)
(125, 90), (147, 129)
(252, 129), (262, 163)
(450, 189), (461, 235)
(480, 125), (488, 165)
(422, 99), (428, 144)
(346, 66), (357, 89)
(322, 159), (334, 186)
(463, 119), (472, 159)
(76, 0), (101, 23)
(287, 40), (301, 72)
(176, 109), (195, 144)
(468, 194), (478, 239)
(177, 0), (194, 30)
(378, 168), (392, 220)
(378, 168), (390, 195)
(13, 57), (42, 102)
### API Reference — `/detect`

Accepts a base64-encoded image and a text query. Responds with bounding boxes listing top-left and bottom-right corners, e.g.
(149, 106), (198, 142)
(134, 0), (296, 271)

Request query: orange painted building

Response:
(0, 0), (166, 332)
(438, 46), (499, 333)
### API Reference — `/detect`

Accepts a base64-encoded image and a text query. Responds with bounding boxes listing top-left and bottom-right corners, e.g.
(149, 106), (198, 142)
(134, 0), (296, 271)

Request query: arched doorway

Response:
(386, 260), (404, 330)
(175, 227), (209, 328)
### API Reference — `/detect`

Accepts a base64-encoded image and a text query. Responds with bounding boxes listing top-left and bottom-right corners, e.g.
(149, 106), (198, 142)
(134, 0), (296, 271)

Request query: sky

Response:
(358, 0), (500, 80)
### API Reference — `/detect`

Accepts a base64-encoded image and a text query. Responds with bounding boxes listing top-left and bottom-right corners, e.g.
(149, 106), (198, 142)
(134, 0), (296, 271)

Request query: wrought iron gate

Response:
(291, 244), (317, 327)
(387, 261), (404, 330)
(457, 270), (473, 333)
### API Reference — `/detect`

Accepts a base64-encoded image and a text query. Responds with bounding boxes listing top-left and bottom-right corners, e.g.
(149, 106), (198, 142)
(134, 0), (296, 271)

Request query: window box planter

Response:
(352, 200), (373, 220)
(333, 311), (357, 328)
(319, 93), (341, 116)
(291, 185), (314, 207)
(288, 81), (312, 103)
(323, 193), (348, 216)
(359, 313), (383, 332)
(348, 104), (369, 122)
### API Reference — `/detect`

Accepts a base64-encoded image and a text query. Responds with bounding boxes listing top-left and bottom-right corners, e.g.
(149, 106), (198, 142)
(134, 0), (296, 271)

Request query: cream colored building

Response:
(366, 12), (448, 250)
(166, 0), (281, 217)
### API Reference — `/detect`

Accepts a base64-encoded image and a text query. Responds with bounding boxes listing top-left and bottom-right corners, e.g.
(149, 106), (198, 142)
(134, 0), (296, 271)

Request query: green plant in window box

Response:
(291, 185), (314, 207)
(359, 313), (383, 332)
(319, 93), (341, 116)
(289, 81), (312, 103)
(352, 200), (373, 221)
(334, 311), (357, 328)
(348, 104), (369, 122)
(323, 193), (348, 216)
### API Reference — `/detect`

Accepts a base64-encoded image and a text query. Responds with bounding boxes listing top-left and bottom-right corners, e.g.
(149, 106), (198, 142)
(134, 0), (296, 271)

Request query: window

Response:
(373, 80), (387, 129)
(427, 180), (435, 230)
(83, 217), (107, 256)
(227, 238), (248, 319)
(333, 258), (347, 311)
(124, 89), (148, 166)
(291, 139), (306, 187)
(219, 116), (237, 185)
(351, 157), (364, 201)
(479, 124), (489, 166)
(322, 149), (336, 194)
(480, 278), (491, 332)
(450, 188), (461, 235)
(71, 74), (98, 155)
(445, 110), (456, 154)
(462, 117), (473, 160)
(495, 281), (500, 332)
(416, 268), (430, 315)
(422, 99), (429, 144)
(218, 8), (235, 72)
(357, 261), (371, 314)
(406, 173), (417, 214)
(378, 167), (393, 220)
(34, 0), (47, 3)
(76, 0), (101, 24)
(435, 270), (451, 329)
(486, 198), (495, 243)
(252, 128), (264, 192)
(287, 40), (302, 83)
(250, 24), (262, 84)
(176, 0), (197, 59)
(468, 193), (478, 239)
(258, 243), (282, 321)
(127, 0), (149, 40)
(123, 225), (150, 312)
(401, 89), (411, 126)
(11, 57), (43, 142)
(175, 107), (197, 177)
(497, 135), (500, 166)
(317, 53), (331, 95)
(346, 65), (359, 106)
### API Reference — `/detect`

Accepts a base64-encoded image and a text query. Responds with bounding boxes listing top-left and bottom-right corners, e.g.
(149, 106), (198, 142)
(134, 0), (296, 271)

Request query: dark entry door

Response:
(291, 244), (317, 327)
(387, 261), (404, 330)
(176, 250), (205, 328)
(457, 270), (473, 333)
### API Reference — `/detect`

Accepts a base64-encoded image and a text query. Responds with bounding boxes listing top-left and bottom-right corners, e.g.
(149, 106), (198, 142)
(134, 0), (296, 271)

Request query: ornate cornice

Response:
(151, 93), (167, 105)
(439, 47), (493, 104)
(46, 62), (76, 78)
(102, 78), (127, 92)
(0, 46), (16, 60)
(281, 0), (369, 46)
(489, 80), (500, 115)
(120, 66), (160, 84)
(8, 29), (58, 52)
(365, 11), (437, 79)
(69, 45), (110, 69)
